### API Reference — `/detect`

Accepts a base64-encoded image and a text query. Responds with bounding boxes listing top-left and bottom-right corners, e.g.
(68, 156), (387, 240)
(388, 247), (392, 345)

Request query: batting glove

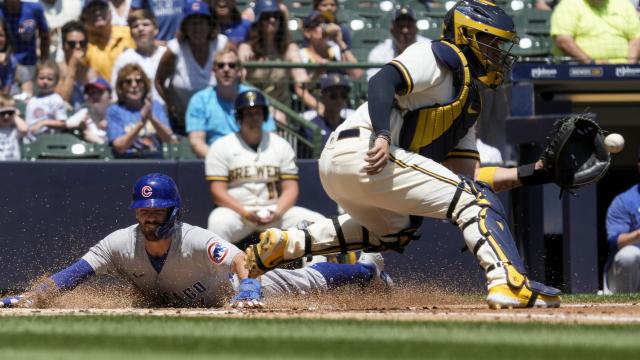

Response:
(231, 278), (264, 308)
(0, 295), (32, 308)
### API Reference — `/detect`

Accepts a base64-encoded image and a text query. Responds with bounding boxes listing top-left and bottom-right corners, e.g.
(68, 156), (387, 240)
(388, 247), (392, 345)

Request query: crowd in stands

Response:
(1, 0), (640, 161)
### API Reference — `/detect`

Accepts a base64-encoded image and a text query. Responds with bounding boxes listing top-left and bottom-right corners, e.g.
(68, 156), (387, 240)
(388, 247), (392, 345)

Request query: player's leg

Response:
(207, 207), (255, 244)
(278, 206), (327, 229)
(604, 246), (640, 293)
(259, 252), (391, 297)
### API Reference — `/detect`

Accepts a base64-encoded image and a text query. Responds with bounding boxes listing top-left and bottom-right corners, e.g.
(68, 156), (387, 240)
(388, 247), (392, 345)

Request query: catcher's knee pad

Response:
(458, 177), (528, 288)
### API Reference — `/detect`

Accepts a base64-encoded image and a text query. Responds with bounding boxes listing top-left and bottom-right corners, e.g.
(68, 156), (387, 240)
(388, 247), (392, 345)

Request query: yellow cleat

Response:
(245, 229), (289, 278)
(486, 284), (561, 309)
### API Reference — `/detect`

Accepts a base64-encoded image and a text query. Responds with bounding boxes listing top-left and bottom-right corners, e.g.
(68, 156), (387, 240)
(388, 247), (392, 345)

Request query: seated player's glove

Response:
(519, 114), (610, 193)
(231, 278), (264, 308)
(0, 295), (33, 308)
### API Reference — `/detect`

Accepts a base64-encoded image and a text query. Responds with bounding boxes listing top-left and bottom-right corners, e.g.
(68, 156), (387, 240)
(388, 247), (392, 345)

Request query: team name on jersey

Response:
(160, 281), (207, 305)
(229, 165), (280, 182)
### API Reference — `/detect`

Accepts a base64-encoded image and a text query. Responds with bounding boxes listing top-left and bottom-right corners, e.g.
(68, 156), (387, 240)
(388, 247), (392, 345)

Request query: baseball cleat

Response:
(357, 251), (394, 289)
(486, 284), (561, 309)
(246, 228), (289, 277)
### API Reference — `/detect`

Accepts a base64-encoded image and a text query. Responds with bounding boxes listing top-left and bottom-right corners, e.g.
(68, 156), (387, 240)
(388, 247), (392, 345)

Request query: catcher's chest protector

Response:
(399, 41), (481, 163)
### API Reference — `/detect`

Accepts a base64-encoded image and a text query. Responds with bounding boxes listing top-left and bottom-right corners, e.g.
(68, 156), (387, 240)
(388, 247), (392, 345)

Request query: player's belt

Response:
(336, 128), (361, 140)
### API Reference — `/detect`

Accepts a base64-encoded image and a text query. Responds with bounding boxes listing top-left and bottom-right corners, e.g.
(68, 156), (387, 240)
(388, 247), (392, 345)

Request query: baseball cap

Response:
(82, 0), (109, 12)
(320, 73), (351, 91)
(393, 6), (417, 22)
(254, 0), (281, 22)
(182, 0), (212, 22)
(84, 77), (112, 94)
(303, 10), (336, 29)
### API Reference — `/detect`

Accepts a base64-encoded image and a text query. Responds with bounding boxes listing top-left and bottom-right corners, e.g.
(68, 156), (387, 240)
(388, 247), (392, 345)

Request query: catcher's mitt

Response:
(540, 114), (610, 191)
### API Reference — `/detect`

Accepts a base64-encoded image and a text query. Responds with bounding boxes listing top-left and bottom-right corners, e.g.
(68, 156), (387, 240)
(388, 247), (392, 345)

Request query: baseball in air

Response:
(604, 133), (625, 154)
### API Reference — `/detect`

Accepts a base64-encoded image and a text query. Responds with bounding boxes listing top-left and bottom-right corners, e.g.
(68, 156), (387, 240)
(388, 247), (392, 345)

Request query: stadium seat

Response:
(283, 0), (313, 18)
(511, 34), (552, 58)
(341, 0), (389, 28)
(21, 133), (110, 160)
(350, 27), (389, 62)
(163, 136), (197, 160)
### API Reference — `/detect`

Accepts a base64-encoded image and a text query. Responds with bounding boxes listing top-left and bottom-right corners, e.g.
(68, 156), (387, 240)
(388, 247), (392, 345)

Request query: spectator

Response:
(238, 0), (312, 124)
(111, 10), (167, 104)
(55, 21), (98, 112)
(108, 64), (174, 158)
(366, 6), (430, 80)
(0, 0), (50, 99)
(66, 77), (112, 144)
(604, 151), (640, 293)
(551, 0), (640, 64)
(130, 0), (184, 44)
(25, 62), (68, 139)
(155, 0), (229, 135)
(301, 73), (353, 148)
(300, 11), (362, 83)
(210, 0), (252, 46)
(0, 94), (27, 160)
(0, 18), (18, 96)
(81, 0), (135, 82)
(205, 89), (325, 244)
(41, 0), (82, 60)
(186, 48), (276, 158)
(312, 0), (351, 49)
(109, 0), (132, 26)
(535, 0), (559, 11)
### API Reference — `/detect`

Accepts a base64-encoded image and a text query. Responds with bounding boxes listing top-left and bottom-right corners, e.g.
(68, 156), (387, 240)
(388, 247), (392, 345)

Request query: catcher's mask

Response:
(234, 89), (269, 122)
(130, 172), (182, 238)
(442, 0), (519, 88)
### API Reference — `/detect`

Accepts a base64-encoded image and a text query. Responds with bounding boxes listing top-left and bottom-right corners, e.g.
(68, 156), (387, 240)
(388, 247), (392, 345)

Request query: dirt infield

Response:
(3, 283), (640, 324)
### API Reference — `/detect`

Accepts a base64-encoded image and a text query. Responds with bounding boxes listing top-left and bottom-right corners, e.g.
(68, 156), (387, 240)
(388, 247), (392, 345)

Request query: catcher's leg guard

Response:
(245, 215), (421, 277)
(452, 177), (561, 308)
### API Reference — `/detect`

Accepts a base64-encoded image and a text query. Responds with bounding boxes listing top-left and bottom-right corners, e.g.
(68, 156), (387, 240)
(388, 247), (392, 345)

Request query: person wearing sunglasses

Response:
(300, 73), (353, 149)
(111, 9), (167, 105)
(238, 0), (311, 125)
(0, 94), (27, 161)
(55, 21), (98, 112)
(107, 64), (174, 158)
(155, 0), (229, 135)
(185, 48), (276, 158)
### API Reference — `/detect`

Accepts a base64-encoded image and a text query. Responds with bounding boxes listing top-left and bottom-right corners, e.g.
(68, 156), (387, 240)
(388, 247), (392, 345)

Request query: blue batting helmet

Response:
(442, 0), (518, 87)
(130, 173), (182, 238)
(234, 89), (269, 121)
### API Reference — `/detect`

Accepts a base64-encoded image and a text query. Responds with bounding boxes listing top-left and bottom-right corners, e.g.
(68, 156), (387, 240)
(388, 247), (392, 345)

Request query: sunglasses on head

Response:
(215, 62), (238, 70)
(124, 77), (144, 85)
(65, 40), (87, 48)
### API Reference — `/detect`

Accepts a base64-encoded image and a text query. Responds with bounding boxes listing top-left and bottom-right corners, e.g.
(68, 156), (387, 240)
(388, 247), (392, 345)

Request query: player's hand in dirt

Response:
(231, 278), (264, 309)
(364, 136), (390, 175)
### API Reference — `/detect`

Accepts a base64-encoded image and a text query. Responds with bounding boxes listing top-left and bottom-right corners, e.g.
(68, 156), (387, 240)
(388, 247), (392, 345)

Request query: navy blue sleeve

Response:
(49, 259), (96, 291)
(367, 64), (405, 136)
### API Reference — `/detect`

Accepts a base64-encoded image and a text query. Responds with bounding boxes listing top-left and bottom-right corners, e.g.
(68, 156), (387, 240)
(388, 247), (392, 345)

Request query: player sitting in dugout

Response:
(0, 173), (391, 309)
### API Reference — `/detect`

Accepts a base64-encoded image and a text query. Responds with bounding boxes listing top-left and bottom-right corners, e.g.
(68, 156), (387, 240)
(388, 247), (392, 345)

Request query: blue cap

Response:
(82, 0), (109, 12)
(84, 77), (112, 93)
(182, 0), (212, 22)
(394, 6), (416, 22)
(320, 73), (351, 91)
(254, 0), (281, 22)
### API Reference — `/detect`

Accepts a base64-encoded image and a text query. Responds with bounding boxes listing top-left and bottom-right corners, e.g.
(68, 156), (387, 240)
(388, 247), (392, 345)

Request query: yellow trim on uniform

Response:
(478, 208), (526, 288)
(390, 154), (472, 193)
(390, 60), (413, 95)
(408, 42), (471, 153)
(280, 174), (299, 180)
(476, 166), (498, 189)
(206, 176), (228, 181)
(445, 149), (480, 160)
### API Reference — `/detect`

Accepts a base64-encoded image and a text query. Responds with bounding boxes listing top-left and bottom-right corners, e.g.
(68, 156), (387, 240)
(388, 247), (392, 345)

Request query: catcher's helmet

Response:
(442, 0), (518, 87)
(130, 173), (182, 238)
(234, 89), (269, 121)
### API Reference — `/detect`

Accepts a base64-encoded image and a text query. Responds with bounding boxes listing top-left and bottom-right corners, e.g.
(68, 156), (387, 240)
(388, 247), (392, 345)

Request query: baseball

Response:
(256, 209), (271, 219)
(604, 133), (625, 153)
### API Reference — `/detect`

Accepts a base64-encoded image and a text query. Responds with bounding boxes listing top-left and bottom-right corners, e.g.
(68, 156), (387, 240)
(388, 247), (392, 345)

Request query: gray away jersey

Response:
(82, 222), (241, 307)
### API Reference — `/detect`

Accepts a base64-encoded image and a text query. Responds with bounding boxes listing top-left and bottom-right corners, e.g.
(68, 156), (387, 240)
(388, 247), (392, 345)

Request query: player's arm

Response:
(1, 259), (95, 308)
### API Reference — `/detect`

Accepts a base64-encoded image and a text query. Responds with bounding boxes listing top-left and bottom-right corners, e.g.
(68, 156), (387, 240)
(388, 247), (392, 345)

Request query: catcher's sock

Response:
(310, 262), (373, 289)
